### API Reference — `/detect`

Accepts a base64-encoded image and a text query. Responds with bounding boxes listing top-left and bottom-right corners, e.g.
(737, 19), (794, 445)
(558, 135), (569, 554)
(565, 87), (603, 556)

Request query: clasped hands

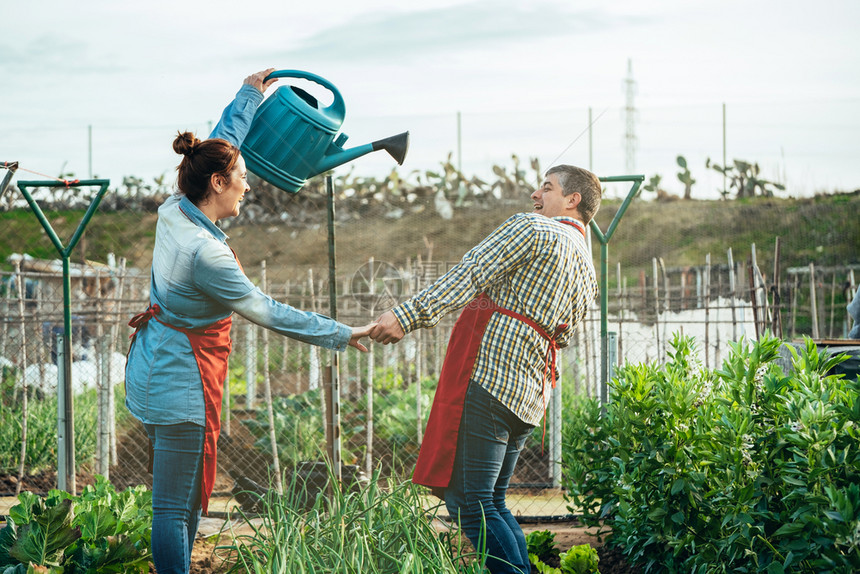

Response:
(349, 311), (405, 352)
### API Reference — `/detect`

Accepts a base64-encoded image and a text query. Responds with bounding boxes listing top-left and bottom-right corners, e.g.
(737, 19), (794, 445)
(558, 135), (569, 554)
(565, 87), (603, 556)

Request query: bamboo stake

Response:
(366, 258), (376, 475)
(95, 269), (109, 479)
(727, 248), (737, 341)
(0, 278), (8, 368)
(617, 265), (624, 365)
(15, 262), (29, 495)
(416, 329), (423, 445)
(245, 321), (257, 409)
(772, 237), (783, 337)
(749, 258), (761, 340)
(583, 310), (593, 397)
(828, 272), (837, 339)
(572, 326), (582, 396)
(705, 254), (712, 368)
(365, 332), (375, 476)
(680, 270), (687, 311)
(308, 270), (321, 392)
(307, 270), (326, 462)
(791, 272), (799, 339)
(260, 262), (282, 493)
(809, 263), (819, 339)
(620, 276), (627, 362)
(659, 258), (669, 358)
(281, 280), (291, 375)
(652, 258), (661, 360)
(110, 258), (127, 465)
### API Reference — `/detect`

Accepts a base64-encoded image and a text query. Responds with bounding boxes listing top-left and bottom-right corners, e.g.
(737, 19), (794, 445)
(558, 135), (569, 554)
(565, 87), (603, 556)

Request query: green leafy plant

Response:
(559, 544), (599, 574)
(563, 333), (860, 572)
(220, 464), (487, 573)
(526, 529), (560, 564)
(0, 388), (104, 474)
(0, 476), (151, 573)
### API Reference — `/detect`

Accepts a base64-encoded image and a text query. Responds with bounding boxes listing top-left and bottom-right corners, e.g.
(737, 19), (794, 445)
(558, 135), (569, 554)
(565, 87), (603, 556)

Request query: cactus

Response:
(676, 155), (696, 199)
(641, 173), (662, 197)
(706, 158), (786, 199)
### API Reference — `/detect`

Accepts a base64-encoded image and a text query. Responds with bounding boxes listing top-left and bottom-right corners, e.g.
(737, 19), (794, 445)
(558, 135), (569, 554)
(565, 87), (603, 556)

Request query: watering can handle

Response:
(264, 69), (346, 122)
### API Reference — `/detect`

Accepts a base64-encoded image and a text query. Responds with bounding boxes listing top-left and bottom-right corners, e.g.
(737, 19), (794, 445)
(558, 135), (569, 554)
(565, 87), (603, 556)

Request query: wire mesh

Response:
(0, 171), (857, 519)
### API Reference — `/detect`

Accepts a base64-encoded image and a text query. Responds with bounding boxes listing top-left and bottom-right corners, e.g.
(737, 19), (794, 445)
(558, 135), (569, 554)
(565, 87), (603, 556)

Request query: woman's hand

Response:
(244, 68), (278, 94)
(348, 323), (378, 352)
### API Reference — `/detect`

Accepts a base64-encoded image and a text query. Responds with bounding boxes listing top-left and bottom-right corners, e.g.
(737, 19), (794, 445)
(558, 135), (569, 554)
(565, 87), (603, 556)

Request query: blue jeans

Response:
(144, 422), (204, 574)
(444, 381), (535, 574)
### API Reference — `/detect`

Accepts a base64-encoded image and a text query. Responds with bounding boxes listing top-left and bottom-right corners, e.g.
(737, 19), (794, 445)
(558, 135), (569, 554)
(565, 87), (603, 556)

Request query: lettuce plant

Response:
(0, 476), (151, 573)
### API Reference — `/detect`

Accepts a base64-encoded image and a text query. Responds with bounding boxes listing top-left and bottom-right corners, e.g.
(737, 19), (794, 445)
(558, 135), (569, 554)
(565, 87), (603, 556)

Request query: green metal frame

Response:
(591, 175), (644, 403)
(15, 179), (110, 494)
(1, 162), (18, 198)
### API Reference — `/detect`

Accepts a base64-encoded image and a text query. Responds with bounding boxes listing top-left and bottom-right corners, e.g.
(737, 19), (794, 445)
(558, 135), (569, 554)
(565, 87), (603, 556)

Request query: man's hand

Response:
(369, 311), (405, 345)
(348, 323), (377, 352)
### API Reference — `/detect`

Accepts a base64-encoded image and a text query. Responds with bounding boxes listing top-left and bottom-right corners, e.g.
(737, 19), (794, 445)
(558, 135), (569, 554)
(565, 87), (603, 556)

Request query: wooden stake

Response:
(704, 254), (711, 369)
(727, 248), (737, 341)
(771, 237), (783, 337)
(14, 262), (29, 496)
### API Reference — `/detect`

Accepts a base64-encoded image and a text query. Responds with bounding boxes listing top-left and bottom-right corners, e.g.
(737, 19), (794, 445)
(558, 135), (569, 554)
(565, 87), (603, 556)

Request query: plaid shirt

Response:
(392, 212), (598, 425)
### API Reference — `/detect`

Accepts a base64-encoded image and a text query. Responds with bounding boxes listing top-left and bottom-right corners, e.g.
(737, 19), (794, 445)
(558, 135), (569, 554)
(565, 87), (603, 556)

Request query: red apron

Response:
(128, 304), (232, 515)
(412, 219), (585, 496)
(412, 295), (565, 496)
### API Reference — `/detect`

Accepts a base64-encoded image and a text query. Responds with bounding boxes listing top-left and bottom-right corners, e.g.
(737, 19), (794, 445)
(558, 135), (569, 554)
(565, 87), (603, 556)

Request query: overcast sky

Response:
(3, 0), (859, 199)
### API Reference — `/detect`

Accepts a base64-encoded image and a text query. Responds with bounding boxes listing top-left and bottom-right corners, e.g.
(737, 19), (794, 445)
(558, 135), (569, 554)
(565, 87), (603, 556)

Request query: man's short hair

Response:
(546, 165), (602, 223)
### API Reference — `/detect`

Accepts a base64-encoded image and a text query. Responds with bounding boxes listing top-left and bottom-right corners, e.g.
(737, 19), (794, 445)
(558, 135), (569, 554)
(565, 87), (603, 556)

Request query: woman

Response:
(124, 69), (375, 574)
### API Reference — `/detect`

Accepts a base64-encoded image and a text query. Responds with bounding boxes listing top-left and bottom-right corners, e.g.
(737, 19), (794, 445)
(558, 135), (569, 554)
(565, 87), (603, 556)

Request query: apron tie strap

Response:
(495, 305), (566, 455)
(128, 304), (161, 335)
(538, 324), (566, 454)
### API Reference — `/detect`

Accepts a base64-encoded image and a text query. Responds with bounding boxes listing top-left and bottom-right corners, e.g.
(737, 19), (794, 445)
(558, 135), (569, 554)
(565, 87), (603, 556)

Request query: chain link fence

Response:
(0, 169), (857, 518)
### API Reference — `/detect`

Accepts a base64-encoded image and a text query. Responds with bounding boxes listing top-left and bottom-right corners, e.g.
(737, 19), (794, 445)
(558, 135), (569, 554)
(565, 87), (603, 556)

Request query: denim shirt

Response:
(125, 84), (351, 427)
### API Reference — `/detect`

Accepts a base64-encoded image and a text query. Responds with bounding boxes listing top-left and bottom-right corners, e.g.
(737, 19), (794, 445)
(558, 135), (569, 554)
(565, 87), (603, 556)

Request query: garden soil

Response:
(182, 517), (642, 573)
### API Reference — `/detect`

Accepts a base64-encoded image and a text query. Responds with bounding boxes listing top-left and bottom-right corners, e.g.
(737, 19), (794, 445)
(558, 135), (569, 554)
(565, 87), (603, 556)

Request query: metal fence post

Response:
(16, 178), (110, 494)
(591, 175), (643, 405)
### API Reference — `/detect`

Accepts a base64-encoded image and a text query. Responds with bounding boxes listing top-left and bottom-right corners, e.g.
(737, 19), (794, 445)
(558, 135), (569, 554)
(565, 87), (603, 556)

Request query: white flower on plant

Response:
(694, 380), (714, 407)
(753, 365), (768, 394)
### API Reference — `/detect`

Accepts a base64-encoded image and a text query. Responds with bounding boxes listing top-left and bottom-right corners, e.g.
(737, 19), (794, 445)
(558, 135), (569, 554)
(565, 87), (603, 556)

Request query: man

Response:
(370, 165), (601, 574)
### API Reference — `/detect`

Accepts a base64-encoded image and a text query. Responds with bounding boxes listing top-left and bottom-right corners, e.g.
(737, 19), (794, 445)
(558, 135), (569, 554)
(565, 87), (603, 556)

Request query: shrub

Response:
(563, 333), (860, 573)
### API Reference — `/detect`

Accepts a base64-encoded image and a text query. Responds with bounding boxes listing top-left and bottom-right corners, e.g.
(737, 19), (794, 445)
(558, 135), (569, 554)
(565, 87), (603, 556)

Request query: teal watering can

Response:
(240, 70), (409, 194)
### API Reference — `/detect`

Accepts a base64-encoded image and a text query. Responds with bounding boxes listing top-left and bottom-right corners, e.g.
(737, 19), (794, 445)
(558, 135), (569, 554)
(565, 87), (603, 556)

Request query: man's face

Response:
(531, 173), (569, 218)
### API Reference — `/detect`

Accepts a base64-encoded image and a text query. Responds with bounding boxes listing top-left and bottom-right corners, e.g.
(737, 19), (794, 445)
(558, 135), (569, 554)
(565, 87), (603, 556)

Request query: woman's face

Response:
(218, 155), (250, 219)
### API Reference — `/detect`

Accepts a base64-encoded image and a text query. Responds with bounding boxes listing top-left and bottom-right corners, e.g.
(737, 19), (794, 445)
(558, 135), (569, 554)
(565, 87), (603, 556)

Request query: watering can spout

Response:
(372, 131), (409, 166)
(309, 131), (410, 177)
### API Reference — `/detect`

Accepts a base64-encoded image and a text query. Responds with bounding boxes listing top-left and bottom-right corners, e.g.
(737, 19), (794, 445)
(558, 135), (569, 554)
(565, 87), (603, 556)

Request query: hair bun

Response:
(173, 131), (201, 157)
